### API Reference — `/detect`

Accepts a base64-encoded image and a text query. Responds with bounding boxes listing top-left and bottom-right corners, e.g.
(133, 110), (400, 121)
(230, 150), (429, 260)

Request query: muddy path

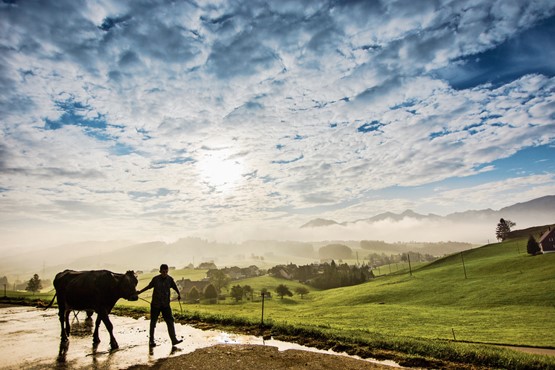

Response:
(0, 306), (400, 370)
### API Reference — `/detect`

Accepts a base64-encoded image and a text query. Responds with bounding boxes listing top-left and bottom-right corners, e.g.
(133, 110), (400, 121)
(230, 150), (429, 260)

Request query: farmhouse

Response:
(539, 228), (555, 253)
(176, 278), (212, 298)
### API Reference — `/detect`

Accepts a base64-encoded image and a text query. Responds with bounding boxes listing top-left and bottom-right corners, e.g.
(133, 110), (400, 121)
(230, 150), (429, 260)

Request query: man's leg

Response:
(161, 306), (182, 345)
(149, 306), (161, 347)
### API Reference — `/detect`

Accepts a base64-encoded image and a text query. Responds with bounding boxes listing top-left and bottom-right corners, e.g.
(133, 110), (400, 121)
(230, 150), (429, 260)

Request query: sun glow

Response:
(197, 149), (245, 192)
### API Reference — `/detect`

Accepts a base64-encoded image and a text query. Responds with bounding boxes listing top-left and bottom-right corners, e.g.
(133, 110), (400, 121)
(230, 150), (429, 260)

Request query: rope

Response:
(138, 297), (180, 305)
(138, 297), (151, 305)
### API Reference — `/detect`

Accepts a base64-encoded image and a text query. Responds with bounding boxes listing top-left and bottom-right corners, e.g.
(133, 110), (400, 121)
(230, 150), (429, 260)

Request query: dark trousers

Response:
(149, 305), (177, 341)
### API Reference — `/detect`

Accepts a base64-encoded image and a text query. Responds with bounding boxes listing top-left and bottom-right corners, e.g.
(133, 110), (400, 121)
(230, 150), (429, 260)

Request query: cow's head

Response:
(121, 270), (139, 301)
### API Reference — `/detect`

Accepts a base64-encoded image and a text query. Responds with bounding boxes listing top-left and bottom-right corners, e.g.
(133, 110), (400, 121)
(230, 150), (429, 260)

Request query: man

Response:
(137, 264), (183, 347)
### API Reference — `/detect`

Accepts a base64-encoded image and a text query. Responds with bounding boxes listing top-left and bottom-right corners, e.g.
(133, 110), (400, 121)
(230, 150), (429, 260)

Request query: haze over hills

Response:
(301, 195), (555, 228)
(1, 196), (552, 282)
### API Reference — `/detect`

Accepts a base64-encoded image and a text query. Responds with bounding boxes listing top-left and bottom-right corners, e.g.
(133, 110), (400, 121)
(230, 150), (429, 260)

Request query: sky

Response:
(1, 0), (555, 250)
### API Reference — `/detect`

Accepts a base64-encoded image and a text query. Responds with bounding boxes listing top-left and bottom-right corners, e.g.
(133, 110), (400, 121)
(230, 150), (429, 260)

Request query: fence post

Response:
(460, 252), (467, 279)
(260, 292), (266, 327)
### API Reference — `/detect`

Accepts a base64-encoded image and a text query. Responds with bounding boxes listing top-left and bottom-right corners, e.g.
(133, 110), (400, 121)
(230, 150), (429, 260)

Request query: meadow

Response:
(126, 239), (554, 346)
(6, 237), (555, 368)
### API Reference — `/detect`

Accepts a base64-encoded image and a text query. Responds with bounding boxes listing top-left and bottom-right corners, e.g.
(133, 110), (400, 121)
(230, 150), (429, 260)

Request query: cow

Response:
(46, 269), (139, 349)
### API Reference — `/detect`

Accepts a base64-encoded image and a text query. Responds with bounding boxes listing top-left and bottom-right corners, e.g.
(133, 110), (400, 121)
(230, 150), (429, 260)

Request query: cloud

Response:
(435, 16), (555, 89)
(1, 0), (555, 248)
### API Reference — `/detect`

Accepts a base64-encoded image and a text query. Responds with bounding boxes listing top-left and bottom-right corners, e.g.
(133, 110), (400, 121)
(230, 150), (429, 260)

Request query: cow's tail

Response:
(44, 293), (57, 310)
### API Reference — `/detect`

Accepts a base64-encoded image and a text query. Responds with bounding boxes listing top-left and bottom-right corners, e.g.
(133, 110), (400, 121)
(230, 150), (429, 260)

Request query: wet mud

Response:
(0, 306), (399, 370)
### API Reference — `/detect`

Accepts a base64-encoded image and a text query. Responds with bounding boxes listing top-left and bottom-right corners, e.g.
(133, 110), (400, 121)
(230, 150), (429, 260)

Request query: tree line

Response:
(268, 261), (374, 290)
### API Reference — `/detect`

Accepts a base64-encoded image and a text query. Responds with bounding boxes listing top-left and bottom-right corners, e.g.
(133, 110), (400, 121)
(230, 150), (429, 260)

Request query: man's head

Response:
(160, 264), (169, 276)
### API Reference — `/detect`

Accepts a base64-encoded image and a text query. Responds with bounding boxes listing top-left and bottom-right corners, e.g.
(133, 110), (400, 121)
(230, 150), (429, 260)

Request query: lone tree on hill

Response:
(25, 274), (42, 293)
(496, 218), (516, 241)
(295, 286), (309, 299)
(527, 235), (541, 255)
(275, 284), (293, 299)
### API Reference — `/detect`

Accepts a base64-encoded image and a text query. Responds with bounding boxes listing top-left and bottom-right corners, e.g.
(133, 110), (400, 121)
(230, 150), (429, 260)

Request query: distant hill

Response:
(301, 195), (555, 228)
(506, 223), (555, 240)
(364, 209), (442, 223)
(300, 218), (340, 228)
(500, 195), (555, 215)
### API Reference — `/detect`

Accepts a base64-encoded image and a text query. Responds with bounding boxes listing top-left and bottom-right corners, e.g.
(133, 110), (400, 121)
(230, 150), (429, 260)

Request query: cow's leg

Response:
(93, 314), (102, 344)
(58, 306), (68, 342)
(99, 313), (118, 349)
(64, 309), (71, 337)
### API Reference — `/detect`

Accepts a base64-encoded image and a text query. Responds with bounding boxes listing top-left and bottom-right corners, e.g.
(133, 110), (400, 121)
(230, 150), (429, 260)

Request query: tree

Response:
(207, 269), (231, 291)
(295, 286), (309, 299)
(496, 218), (516, 241)
(275, 284), (293, 299)
(25, 274), (42, 293)
(188, 286), (200, 302)
(230, 285), (244, 302)
(527, 235), (541, 255)
(204, 283), (218, 300)
(242, 285), (253, 300)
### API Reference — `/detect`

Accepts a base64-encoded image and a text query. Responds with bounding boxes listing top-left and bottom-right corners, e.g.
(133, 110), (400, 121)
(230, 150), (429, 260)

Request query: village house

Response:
(176, 278), (212, 299)
(539, 228), (555, 253)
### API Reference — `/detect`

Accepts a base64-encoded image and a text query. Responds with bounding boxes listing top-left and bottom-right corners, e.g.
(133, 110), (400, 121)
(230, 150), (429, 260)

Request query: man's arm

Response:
(137, 278), (154, 294)
(171, 278), (181, 300)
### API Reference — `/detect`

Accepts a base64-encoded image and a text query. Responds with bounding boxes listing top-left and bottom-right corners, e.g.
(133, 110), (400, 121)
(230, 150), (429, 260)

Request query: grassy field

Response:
(117, 239), (555, 347)
(6, 237), (555, 368)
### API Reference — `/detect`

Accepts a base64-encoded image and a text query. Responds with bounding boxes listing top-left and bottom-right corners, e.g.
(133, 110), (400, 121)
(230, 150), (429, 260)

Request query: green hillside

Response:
(305, 239), (555, 346)
(153, 238), (555, 349)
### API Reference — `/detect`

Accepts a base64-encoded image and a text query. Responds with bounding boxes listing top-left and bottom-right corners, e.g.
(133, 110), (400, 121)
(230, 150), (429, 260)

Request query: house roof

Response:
(539, 228), (555, 243)
(176, 278), (212, 293)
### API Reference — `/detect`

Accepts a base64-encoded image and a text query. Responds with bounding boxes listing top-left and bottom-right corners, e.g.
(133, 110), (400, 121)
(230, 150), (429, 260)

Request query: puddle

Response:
(0, 306), (400, 369)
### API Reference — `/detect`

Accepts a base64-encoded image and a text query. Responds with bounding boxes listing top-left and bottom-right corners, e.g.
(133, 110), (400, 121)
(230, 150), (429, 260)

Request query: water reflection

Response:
(70, 315), (94, 338)
(1, 306), (400, 370)
(57, 341), (69, 364)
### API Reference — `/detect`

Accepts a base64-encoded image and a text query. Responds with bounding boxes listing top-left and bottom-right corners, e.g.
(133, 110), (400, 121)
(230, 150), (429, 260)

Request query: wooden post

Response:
(408, 253), (412, 277)
(260, 292), (266, 326)
(460, 252), (467, 279)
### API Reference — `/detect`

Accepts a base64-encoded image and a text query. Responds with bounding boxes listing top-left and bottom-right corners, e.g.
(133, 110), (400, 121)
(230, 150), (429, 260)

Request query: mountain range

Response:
(300, 195), (555, 228)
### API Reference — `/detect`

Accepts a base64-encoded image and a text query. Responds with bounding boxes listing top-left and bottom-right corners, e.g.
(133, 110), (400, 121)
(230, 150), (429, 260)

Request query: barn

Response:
(539, 228), (555, 253)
